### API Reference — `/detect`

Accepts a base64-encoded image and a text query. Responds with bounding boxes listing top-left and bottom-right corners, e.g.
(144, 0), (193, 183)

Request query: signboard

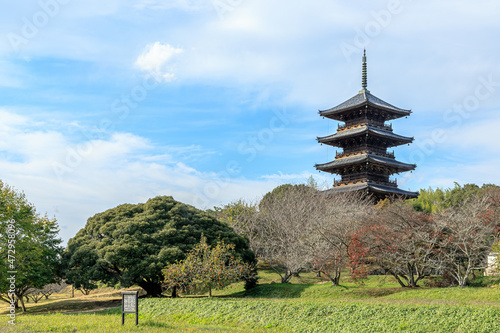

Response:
(121, 291), (138, 326)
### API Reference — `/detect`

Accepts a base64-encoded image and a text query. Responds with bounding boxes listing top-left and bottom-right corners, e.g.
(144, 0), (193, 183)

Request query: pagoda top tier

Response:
(318, 90), (411, 121)
(319, 50), (411, 121)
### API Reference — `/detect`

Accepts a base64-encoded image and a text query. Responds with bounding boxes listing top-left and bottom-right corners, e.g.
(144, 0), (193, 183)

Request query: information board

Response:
(121, 291), (138, 326)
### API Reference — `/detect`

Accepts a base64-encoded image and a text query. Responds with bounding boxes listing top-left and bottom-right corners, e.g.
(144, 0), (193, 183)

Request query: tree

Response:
(63, 240), (99, 295)
(210, 200), (262, 257)
(255, 184), (320, 283)
(227, 184), (371, 285)
(0, 181), (63, 312)
(411, 183), (500, 213)
(411, 187), (447, 213)
(350, 201), (439, 287)
(25, 289), (45, 304)
(62, 196), (255, 297)
(40, 281), (68, 299)
(481, 185), (500, 234)
(434, 195), (497, 288)
(163, 237), (251, 297)
(162, 261), (192, 298)
(304, 192), (372, 286)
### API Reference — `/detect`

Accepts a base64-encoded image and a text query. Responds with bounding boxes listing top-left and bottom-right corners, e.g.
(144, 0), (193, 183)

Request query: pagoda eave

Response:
(324, 182), (419, 199)
(315, 153), (416, 174)
(319, 91), (411, 121)
(317, 125), (413, 147)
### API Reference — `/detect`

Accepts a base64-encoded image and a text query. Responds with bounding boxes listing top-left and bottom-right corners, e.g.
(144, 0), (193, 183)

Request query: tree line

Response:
(1, 180), (499, 312)
(212, 182), (500, 288)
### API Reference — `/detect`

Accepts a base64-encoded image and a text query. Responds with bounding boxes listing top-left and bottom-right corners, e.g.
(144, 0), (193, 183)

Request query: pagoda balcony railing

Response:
(338, 123), (348, 131)
(336, 149), (395, 159)
(337, 120), (392, 132)
(372, 121), (393, 132)
(334, 177), (397, 187)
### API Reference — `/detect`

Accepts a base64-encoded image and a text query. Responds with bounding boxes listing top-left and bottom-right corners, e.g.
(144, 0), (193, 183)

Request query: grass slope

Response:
(140, 298), (500, 333)
(8, 298), (499, 333)
(2, 269), (500, 332)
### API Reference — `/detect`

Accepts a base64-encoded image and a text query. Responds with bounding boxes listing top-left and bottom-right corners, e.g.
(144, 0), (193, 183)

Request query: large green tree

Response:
(62, 196), (255, 297)
(0, 181), (62, 312)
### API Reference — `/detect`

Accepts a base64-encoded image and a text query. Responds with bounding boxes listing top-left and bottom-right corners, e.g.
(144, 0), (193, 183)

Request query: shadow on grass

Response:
(239, 283), (311, 299)
(230, 282), (404, 300)
(19, 298), (122, 315)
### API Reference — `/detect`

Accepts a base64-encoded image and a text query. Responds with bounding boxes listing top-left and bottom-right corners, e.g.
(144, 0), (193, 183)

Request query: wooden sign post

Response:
(121, 291), (138, 326)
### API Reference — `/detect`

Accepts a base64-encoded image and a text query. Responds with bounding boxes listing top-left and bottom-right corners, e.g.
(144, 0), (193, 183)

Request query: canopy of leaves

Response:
(62, 196), (255, 297)
(163, 236), (251, 297)
(411, 183), (499, 213)
(0, 181), (62, 311)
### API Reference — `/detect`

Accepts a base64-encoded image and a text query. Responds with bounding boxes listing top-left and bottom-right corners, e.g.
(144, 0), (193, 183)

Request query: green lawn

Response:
(2, 268), (500, 332)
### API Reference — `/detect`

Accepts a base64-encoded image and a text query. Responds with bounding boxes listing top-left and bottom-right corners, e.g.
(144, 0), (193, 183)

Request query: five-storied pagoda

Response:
(315, 51), (418, 200)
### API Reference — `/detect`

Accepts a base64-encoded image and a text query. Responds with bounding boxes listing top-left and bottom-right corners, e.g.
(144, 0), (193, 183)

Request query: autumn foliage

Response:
(163, 236), (252, 297)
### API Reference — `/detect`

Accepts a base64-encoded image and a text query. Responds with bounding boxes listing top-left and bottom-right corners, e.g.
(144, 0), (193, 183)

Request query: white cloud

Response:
(1, 0), (500, 241)
(260, 171), (331, 189)
(135, 42), (183, 82)
(0, 109), (280, 244)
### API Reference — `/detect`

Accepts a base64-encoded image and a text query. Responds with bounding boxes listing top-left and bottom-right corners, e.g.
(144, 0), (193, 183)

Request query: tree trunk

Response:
(80, 289), (91, 296)
(281, 271), (293, 284)
(171, 286), (178, 298)
(470, 270), (476, 282)
(10, 294), (19, 309)
(392, 272), (407, 288)
(408, 264), (417, 287)
(328, 268), (341, 286)
(208, 287), (212, 297)
(456, 263), (471, 288)
(19, 295), (26, 313)
(330, 275), (340, 286)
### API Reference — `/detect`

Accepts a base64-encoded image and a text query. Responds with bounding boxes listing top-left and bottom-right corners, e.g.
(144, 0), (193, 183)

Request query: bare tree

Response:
(255, 185), (321, 283)
(40, 281), (68, 299)
(434, 196), (496, 288)
(349, 200), (442, 287)
(227, 185), (372, 285)
(303, 192), (372, 286)
(25, 281), (68, 304)
(25, 289), (45, 304)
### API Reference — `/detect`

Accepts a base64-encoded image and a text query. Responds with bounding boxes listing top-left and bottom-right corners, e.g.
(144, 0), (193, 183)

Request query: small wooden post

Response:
(121, 291), (138, 326)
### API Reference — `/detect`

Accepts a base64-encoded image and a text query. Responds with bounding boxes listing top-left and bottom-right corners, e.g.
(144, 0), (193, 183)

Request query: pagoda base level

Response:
(325, 182), (418, 200)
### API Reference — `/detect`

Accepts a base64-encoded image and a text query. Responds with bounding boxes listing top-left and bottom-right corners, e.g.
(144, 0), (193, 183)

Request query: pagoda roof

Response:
(315, 153), (416, 174)
(317, 125), (413, 147)
(324, 182), (419, 198)
(319, 90), (411, 120)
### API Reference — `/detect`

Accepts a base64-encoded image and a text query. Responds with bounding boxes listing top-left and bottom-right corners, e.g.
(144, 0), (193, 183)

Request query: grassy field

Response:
(2, 268), (500, 332)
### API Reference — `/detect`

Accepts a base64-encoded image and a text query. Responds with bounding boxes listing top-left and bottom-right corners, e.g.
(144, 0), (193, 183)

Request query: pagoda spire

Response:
(360, 49), (369, 93)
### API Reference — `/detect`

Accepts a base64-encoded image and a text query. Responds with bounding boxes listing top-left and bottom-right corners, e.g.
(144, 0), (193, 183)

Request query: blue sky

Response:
(1, 0), (499, 243)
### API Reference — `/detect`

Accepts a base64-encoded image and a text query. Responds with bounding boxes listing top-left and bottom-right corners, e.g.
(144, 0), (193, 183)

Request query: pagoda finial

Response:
(360, 49), (369, 93)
